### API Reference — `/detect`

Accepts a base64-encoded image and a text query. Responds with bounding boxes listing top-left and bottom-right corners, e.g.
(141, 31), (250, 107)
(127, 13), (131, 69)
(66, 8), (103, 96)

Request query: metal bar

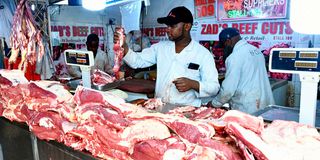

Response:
(30, 134), (40, 160)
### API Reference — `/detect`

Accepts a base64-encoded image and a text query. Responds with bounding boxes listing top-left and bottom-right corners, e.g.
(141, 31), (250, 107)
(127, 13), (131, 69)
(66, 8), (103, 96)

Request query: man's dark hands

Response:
(206, 101), (229, 111)
(172, 77), (199, 92)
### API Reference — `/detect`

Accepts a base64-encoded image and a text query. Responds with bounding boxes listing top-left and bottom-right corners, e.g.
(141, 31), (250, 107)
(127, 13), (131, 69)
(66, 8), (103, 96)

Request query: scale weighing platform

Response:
(256, 48), (320, 127)
(64, 49), (94, 88)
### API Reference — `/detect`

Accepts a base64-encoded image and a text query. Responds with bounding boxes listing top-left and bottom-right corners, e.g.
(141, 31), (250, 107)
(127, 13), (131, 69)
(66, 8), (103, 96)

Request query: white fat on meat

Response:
(143, 98), (164, 109)
(184, 145), (218, 160)
(121, 119), (170, 140)
(261, 120), (320, 160)
(163, 149), (185, 160)
(79, 110), (98, 121)
(61, 121), (77, 133)
(119, 119), (171, 153)
(102, 90), (125, 106)
(33, 80), (73, 103)
(39, 117), (55, 128)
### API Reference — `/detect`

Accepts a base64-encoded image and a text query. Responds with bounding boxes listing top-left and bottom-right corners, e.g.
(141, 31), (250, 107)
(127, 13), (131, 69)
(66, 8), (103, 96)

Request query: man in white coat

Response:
(67, 33), (113, 78)
(208, 28), (274, 114)
(114, 6), (220, 107)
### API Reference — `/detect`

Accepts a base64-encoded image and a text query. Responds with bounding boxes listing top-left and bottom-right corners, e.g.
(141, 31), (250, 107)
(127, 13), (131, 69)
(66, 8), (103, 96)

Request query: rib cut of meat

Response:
(205, 110), (264, 135)
(95, 119), (171, 153)
(2, 105), (34, 123)
(225, 122), (280, 160)
(20, 82), (76, 121)
(73, 86), (147, 116)
(73, 86), (123, 110)
(33, 80), (73, 104)
(75, 103), (130, 130)
(221, 110), (264, 134)
(128, 112), (215, 144)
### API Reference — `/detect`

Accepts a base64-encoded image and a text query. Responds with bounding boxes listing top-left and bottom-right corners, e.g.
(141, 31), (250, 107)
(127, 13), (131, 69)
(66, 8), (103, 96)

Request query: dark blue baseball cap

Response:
(216, 28), (240, 48)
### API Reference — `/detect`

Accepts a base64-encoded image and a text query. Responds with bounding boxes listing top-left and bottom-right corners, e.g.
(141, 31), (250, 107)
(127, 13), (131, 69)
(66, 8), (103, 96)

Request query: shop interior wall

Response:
(49, 5), (122, 65)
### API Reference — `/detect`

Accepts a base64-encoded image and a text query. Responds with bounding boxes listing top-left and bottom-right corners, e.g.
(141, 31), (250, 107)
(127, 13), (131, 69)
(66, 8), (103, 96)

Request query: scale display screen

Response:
(269, 48), (320, 73)
(64, 50), (94, 67)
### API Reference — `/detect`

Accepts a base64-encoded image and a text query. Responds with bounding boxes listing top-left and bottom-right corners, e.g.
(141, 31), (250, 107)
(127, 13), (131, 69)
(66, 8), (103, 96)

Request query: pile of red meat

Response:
(1, 69), (320, 160)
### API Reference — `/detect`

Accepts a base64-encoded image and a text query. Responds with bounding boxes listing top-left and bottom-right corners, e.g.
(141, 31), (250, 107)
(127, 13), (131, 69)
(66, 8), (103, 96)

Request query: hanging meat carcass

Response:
(113, 27), (125, 79)
(9, 0), (44, 72)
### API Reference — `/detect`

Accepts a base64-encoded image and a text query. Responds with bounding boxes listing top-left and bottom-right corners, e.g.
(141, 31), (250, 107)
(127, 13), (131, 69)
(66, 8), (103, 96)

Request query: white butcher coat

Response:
(211, 40), (274, 114)
(67, 49), (113, 78)
(123, 40), (220, 107)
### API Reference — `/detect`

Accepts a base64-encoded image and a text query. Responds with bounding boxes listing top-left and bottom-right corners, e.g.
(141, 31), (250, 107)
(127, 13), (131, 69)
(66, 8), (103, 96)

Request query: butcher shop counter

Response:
(0, 117), (97, 160)
(116, 78), (155, 102)
(65, 78), (155, 102)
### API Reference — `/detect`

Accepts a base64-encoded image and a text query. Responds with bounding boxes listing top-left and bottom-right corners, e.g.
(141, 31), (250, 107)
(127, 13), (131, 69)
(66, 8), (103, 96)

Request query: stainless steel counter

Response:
(269, 78), (288, 90)
(253, 105), (320, 128)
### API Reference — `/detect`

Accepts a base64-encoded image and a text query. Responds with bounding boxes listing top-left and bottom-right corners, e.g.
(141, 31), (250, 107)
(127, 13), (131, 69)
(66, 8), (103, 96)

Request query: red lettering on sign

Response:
(231, 23), (238, 30)
(58, 26), (64, 36)
(155, 27), (166, 36)
(90, 27), (104, 36)
(196, 4), (215, 18)
(51, 26), (57, 32)
(73, 26), (78, 36)
(269, 23), (277, 34)
(66, 26), (71, 37)
(221, 24), (228, 29)
(201, 24), (206, 34)
(195, 0), (207, 6)
(285, 22), (293, 34)
(261, 22), (293, 35)
(73, 26), (89, 37)
(252, 23), (258, 34)
(261, 22), (268, 34)
(201, 24), (219, 34)
(278, 22), (284, 34)
(143, 28), (154, 37)
(231, 23), (257, 34)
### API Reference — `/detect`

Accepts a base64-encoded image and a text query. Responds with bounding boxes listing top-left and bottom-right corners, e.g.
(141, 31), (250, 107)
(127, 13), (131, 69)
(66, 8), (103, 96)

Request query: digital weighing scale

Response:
(64, 49), (94, 88)
(269, 48), (320, 126)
